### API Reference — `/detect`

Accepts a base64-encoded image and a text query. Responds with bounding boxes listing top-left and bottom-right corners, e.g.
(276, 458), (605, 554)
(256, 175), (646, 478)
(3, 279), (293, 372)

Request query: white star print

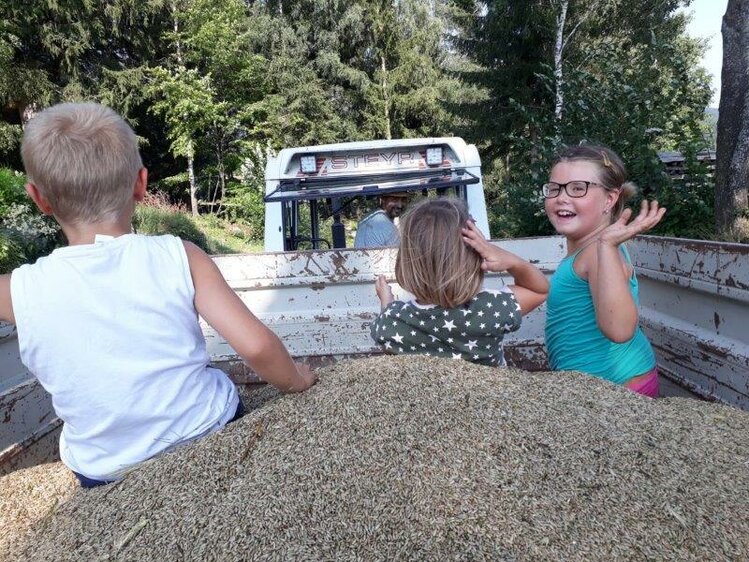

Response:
(443, 320), (456, 332)
(451, 353), (462, 360)
(477, 310), (484, 317)
(410, 330), (417, 336)
(384, 341), (392, 349)
(393, 333), (404, 344)
(466, 340), (478, 350)
(461, 309), (472, 316)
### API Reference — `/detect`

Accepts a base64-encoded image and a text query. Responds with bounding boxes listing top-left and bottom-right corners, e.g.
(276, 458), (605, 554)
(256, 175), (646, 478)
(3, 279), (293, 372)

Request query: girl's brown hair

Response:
(395, 198), (483, 308)
(553, 144), (638, 220)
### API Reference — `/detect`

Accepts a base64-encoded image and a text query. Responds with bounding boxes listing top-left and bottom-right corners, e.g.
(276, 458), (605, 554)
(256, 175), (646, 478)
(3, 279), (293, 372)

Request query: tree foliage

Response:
(0, 0), (720, 242)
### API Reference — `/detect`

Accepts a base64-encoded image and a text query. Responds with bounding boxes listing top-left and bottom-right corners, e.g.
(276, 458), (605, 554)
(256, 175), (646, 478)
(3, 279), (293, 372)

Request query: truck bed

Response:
(2, 235), (747, 473)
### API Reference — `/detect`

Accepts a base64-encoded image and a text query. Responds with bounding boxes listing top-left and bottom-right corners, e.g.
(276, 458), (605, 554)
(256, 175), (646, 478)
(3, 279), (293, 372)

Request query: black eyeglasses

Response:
(541, 181), (604, 199)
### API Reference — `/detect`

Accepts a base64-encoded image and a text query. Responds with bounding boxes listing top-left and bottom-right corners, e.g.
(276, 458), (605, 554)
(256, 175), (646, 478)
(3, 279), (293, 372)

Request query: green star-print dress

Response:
(370, 287), (522, 366)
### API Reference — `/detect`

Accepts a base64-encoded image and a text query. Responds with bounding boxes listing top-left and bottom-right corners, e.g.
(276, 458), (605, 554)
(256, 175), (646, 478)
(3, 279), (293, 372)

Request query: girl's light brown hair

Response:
(395, 198), (483, 308)
(553, 144), (638, 220)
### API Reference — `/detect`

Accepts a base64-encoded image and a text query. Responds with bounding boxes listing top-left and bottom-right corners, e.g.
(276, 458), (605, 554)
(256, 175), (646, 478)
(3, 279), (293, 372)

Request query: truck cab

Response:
(263, 137), (491, 252)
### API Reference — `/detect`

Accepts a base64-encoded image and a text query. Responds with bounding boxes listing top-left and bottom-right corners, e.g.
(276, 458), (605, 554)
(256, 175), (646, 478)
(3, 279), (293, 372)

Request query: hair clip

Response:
(601, 152), (612, 168)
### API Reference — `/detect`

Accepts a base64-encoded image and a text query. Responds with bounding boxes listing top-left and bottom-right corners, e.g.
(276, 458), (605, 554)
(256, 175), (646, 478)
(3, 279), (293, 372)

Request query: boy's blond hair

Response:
(395, 198), (484, 309)
(21, 102), (143, 224)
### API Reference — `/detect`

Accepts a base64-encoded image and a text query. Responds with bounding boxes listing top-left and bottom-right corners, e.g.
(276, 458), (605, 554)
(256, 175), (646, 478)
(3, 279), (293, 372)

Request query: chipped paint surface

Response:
(631, 236), (749, 409)
(2, 235), (748, 472)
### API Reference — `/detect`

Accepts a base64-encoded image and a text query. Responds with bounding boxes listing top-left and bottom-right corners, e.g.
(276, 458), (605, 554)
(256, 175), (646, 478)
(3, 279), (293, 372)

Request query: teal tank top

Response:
(545, 245), (656, 385)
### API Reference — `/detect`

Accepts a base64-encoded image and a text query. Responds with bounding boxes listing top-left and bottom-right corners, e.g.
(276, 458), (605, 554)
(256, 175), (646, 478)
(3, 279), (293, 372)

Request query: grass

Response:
(133, 193), (263, 255)
(194, 215), (263, 254)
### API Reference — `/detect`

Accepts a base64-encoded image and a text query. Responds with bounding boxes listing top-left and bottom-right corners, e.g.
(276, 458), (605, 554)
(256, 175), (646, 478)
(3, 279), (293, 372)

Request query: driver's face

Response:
(381, 196), (408, 219)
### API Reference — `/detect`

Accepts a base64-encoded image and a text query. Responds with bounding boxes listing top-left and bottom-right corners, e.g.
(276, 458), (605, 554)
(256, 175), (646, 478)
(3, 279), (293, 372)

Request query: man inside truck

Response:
(353, 192), (411, 248)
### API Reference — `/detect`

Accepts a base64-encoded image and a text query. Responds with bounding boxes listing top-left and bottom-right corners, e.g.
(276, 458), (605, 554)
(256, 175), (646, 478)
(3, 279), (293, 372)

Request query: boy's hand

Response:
(375, 275), (395, 310)
(461, 220), (518, 273)
(599, 199), (666, 248)
(294, 362), (317, 391)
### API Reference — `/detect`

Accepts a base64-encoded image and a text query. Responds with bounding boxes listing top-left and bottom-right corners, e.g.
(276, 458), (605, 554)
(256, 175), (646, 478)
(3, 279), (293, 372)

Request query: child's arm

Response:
(461, 221), (549, 314)
(183, 242), (316, 392)
(589, 200), (666, 342)
(375, 275), (395, 311)
(0, 274), (14, 324)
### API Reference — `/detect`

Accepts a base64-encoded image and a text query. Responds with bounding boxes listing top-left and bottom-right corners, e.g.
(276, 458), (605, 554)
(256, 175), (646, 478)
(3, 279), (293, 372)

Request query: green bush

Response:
(0, 232), (27, 273)
(0, 203), (62, 273)
(0, 168), (28, 215)
(221, 182), (265, 242)
(133, 204), (210, 252)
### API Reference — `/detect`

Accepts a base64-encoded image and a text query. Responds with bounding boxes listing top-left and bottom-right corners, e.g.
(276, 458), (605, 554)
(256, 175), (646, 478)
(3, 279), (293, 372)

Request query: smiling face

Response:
(381, 194), (409, 219)
(544, 160), (620, 248)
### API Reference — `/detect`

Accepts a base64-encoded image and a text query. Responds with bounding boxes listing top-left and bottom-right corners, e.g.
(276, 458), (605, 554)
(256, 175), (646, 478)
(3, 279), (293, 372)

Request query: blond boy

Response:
(0, 102), (315, 487)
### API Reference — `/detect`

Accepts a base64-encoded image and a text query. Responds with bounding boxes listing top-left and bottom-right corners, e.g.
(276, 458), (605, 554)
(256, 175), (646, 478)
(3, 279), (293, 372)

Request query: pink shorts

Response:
(624, 367), (659, 398)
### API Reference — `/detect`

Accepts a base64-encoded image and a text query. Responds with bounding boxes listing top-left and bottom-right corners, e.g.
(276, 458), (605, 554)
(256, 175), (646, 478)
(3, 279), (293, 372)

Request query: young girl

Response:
(542, 144), (666, 397)
(370, 198), (549, 366)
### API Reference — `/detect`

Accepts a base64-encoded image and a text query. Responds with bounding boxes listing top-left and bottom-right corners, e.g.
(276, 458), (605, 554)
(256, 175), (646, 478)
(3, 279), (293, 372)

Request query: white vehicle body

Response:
(263, 137), (490, 252)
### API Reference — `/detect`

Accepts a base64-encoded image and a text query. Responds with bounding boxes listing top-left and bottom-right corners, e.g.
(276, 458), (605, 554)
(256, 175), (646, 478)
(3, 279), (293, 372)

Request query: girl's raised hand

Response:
(461, 220), (516, 272)
(375, 275), (395, 310)
(600, 199), (666, 247)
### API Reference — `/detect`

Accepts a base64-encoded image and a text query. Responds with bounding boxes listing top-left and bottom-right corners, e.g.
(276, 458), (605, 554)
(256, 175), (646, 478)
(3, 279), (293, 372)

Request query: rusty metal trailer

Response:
(1, 235), (748, 475)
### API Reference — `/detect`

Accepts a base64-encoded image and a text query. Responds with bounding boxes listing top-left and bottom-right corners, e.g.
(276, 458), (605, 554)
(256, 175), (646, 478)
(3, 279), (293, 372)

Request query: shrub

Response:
(0, 203), (62, 273)
(0, 168), (28, 215)
(133, 193), (210, 252)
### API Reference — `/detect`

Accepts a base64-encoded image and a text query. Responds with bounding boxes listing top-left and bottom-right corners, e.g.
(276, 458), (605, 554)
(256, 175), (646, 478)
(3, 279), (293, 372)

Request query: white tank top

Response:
(10, 234), (238, 480)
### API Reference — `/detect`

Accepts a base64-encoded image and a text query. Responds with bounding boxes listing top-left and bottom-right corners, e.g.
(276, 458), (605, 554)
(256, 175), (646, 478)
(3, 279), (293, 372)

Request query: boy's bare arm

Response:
(0, 274), (14, 324)
(183, 242), (316, 392)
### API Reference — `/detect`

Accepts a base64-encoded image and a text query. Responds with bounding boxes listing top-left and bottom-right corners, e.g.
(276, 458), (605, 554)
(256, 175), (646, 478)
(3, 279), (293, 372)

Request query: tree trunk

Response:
(381, 54), (392, 140)
(188, 141), (198, 216)
(554, 0), (568, 123)
(716, 0), (749, 234)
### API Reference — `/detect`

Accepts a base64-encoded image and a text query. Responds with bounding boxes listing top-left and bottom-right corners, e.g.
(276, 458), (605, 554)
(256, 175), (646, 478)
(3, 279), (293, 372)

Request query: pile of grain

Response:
(2, 355), (749, 561)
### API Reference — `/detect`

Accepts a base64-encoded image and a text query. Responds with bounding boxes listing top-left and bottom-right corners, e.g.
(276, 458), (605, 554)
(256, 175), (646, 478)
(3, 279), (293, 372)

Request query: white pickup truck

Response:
(1, 138), (748, 474)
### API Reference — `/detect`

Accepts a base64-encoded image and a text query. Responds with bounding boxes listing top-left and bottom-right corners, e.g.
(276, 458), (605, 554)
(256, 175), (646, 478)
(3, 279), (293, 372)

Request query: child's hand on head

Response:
(375, 275), (395, 310)
(461, 220), (518, 273)
(599, 199), (666, 248)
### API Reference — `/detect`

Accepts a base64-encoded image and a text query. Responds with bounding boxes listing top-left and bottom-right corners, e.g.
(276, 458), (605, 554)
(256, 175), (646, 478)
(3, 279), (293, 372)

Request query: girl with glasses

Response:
(543, 144), (666, 397)
(370, 198), (549, 367)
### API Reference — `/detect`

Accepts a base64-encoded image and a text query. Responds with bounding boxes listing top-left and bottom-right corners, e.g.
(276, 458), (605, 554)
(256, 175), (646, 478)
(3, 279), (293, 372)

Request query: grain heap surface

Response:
(3, 355), (749, 562)
(0, 461), (77, 556)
